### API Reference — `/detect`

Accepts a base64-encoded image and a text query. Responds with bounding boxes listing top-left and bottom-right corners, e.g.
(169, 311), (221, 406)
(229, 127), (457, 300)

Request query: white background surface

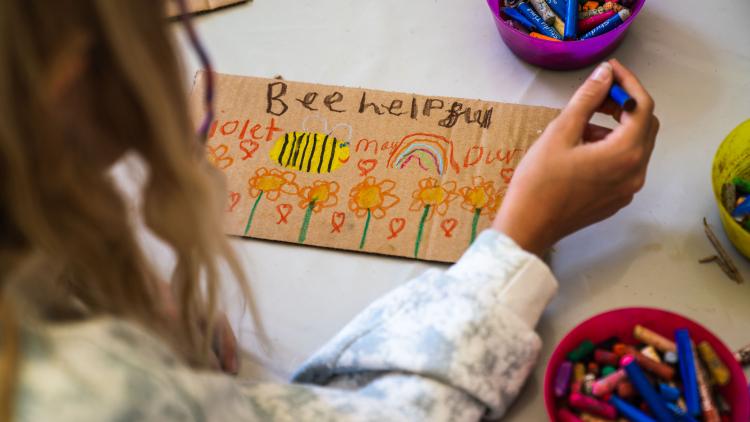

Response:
(169, 0), (750, 419)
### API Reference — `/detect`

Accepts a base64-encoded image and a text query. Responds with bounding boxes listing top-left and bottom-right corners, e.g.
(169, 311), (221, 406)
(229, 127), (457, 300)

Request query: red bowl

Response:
(544, 307), (750, 421)
(486, 0), (646, 70)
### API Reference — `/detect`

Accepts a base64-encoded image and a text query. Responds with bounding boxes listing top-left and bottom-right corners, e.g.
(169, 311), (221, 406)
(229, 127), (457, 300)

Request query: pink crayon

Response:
(557, 407), (583, 422)
(578, 11), (616, 33)
(592, 369), (627, 397)
(569, 392), (617, 420)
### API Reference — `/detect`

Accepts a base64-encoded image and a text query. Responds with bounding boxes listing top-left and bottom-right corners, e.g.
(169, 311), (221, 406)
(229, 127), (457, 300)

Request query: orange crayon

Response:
(530, 32), (563, 42)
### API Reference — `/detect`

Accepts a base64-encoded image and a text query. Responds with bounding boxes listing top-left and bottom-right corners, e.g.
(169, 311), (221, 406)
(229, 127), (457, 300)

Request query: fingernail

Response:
(591, 62), (612, 82)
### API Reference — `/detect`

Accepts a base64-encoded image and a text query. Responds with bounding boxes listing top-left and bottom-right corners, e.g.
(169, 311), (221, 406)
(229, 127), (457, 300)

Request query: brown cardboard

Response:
(166, 0), (247, 17)
(190, 72), (560, 262)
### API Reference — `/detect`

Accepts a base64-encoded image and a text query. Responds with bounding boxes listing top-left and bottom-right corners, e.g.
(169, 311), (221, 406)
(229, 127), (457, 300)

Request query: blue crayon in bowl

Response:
(623, 360), (676, 422)
(676, 329), (700, 417)
(516, 2), (562, 40)
(502, 7), (536, 32)
(564, 0), (577, 40)
(610, 83), (636, 111)
(610, 396), (657, 422)
(580, 9), (631, 40)
(545, 0), (567, 20)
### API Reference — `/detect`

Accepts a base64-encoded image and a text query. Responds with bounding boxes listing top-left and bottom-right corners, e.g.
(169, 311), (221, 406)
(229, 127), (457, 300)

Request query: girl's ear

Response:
(45, 32), (91, 105)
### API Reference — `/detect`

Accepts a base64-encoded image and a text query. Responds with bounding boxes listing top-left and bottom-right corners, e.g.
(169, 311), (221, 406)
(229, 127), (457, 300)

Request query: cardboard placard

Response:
(166, 0), (247, 17)
(191, 72), (560, 262)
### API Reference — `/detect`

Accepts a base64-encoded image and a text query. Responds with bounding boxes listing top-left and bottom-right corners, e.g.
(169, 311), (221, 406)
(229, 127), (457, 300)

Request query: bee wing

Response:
(329, 123), (353, 144)
(302, 113), (327, 134)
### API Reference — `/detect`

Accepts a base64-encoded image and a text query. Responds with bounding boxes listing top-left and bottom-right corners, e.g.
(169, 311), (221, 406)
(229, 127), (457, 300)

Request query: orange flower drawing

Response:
(410, 177), (458, 258)
(298, 181), (340, 213)
(409, 177), (458, 220)
(297, 181), (340, 243)
(459, 176), (502, 243)
(348, 177), (400, 249)
(244, 168), (299, 235)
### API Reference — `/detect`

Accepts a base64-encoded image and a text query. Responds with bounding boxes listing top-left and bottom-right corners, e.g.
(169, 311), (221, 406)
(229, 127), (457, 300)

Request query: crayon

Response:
(555, 361), (574, 397)
(578, 10), (616, 33)
(517, 1), (563, 39)
(569, 392), (617, 420)
(634, 325), (677, 353)
(580, 9), (631, 40)
(530, 31), (562, 41)
(592, 368), (626, 396)
(623, 360), (676, 422)
(734, 177), (750, 194)
(610, 396), (658, 422)
(625, 346), (675, 380)
(616, 380), (634, 398)
(552, 17), (566, 36)
(545, 0), (568, 20)
(574, 362), (586, 382)
(658, 383), (681, 402)
(692, 347), (721, 422)
(601, 365), (616, 376)
(676, 329), (700, 417)
(587, 362), (600, 376)
(568, 339), (595, 362)
(595, 349), (619, 366)
(529, 0), (557, 24)
(580, 414), (611, 422)
(697, 341), (730, 386)
(502, 7), (536, 32)
(610, 83), (637, 111)
(641, 346), (662, 363)
(664, 351), (678, 365)
(564, 0), (578, 39)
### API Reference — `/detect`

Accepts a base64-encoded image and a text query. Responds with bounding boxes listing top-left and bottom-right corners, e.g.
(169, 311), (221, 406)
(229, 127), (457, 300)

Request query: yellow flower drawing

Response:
(348, 177), (400, 249)
(410, 177), (458, 258)
(244, 168), (299, 235)
(297, 180), (340, 243)
(298, 180), (339, 213)
(409, 177), (458, 220)
(459, 176), (502, 243)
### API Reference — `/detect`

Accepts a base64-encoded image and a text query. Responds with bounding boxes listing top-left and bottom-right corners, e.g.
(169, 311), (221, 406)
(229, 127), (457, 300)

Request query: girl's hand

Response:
(493, 59), (659, 255)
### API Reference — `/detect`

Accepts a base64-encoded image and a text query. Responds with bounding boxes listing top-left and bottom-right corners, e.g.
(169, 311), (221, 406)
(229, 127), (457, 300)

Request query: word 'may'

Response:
(266, 81), (493, 130)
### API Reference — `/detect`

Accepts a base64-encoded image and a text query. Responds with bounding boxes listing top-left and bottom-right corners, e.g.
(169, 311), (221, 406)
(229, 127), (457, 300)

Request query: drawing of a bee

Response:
(269, 116), (351, 174)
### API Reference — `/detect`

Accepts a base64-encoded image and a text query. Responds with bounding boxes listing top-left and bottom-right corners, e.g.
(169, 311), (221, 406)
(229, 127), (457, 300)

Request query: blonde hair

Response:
(0, 1), (252, 419)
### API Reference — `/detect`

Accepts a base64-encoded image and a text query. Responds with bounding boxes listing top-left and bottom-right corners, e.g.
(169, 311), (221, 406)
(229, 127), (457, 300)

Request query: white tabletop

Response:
(168, 0), (750, 419)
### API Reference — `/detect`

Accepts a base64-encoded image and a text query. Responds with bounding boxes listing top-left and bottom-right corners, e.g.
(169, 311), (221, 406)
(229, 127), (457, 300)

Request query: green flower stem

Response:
(470, 208), (481, 244)
(359, 209), (372, 250)
(413, 205), (430, 258)
(244, 191), (264, 235)
(298, 200), (316, 243)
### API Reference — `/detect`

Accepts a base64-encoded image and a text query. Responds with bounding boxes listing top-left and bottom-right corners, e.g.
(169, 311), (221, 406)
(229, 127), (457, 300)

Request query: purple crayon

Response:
(555, 361), (573, 397)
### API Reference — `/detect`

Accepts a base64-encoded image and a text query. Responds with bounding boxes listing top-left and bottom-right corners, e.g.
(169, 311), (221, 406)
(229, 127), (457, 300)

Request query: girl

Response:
(0, 1), (658, 420)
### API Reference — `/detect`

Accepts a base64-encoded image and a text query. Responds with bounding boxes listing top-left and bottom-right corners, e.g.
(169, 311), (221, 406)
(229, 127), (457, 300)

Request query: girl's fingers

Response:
(583, 123), (613, 143)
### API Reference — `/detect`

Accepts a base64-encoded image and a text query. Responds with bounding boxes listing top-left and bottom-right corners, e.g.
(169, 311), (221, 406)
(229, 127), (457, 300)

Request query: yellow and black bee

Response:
(269, 132), (350, 174)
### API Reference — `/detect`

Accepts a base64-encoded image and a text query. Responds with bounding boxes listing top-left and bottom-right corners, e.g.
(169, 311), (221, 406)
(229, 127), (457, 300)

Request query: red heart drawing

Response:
(227, 191), (241, 212)
(440, 218), (458, 237)
(387, 218), (406, 239)
(239, 139), (260, 160)
(500, 167), (515, 184)
(357, 159), (378, 177)
(276, 204), (292, 224)
(331, 211), (346, 233)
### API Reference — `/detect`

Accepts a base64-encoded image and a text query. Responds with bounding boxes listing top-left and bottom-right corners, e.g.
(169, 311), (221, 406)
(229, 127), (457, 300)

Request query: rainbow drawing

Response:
(386, 133), (459, 175)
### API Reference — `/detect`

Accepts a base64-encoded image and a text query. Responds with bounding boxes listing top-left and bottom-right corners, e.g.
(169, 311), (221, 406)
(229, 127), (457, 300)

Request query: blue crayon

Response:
(623, 361), (676, 422)
(610, 396), (657, 422)
(564, 0), (577, 39)
(731, 196), (750, 218)
(658, 383), (681, 402)
(502, 7), (536, 32)
(516, 2), (562, 40)
(610, 83), (636, 111)
(676, 329), (700, 417)
(545, 0), (567, 20)
(580, 9), (631, 40)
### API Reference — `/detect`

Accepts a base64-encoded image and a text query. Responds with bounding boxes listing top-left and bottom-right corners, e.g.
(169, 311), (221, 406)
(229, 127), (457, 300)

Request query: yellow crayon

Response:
(697, 341), (731, 386)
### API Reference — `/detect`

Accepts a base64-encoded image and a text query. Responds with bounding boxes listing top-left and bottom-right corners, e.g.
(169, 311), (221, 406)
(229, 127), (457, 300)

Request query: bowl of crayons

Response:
(712, 119), (750, 259)
(544, 307), (750, 421)
(486, 0), (646, 70)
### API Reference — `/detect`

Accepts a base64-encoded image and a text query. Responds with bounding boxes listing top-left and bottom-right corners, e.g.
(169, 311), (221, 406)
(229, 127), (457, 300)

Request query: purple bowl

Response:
(487, 0), (646, 70)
